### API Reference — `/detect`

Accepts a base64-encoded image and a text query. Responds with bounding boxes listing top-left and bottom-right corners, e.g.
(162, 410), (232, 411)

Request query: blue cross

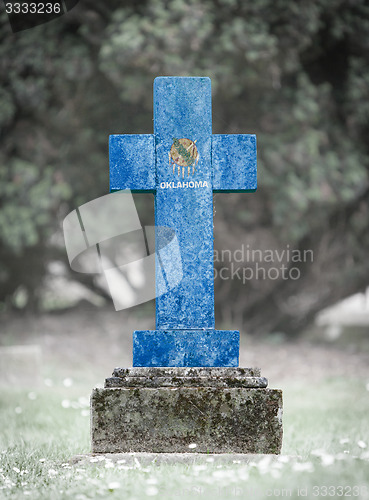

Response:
(109, 77), (257, 367)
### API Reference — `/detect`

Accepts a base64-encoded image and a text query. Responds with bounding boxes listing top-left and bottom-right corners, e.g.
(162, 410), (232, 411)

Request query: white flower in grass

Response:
(24, 491), (31, 496)
(188, 443), (197, 449)
(212, 469), (228, 479)
(116, 459), (126, 464)
(256, 455), (272, 474)
(358, 440), (367, 449)
(39, 459), (46, 463)
(81, 410), (89, 417)
(321, 454), (335, 466)
(311, 449), (325, 457)
(27, 392), (37, 400)
(15, 407), (22, 414)
(104, 462), (114, 469)
(193, 464), (207, 472)
(63, 378), (73, 387)
(271, 468), (281, 479)
(4, 477), (14, 487)
(238, 467), (249, 481)
(339, 438), (349, 444)
(292, 462), (314, 472)
(206, 457), (214, 463)
(48, 469), (58, 477)
(335, 453), (349, 460)
(61, 400), (70, 409)
(146, 477), (158, 485)
(13, 467), (20, 474)
(90, 458), (99, 463)
(272, 461), (283, 470)
(108, 482), (121, 491)
(146, 486), (159, 496)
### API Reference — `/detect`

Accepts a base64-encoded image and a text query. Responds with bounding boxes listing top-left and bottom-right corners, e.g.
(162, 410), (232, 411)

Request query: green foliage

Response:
(261, 73), (368, 240)
(0, 160), (71, 254)
(98, 0), (369, 241)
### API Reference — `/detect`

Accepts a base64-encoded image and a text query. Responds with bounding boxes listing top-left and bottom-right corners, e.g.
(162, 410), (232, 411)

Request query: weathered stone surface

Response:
(105, 376), (268, 388)
(212, 134), (257, 192)
(106, 366), (266, 388)
(91, 385), (283, 454)
(109, 134), (156, 193)
(113, 367), (261, 377)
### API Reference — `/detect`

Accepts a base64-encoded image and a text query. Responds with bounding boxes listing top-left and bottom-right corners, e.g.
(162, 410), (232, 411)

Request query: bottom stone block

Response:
(133, 330), (240, 367)
(91, 368), (283, 454)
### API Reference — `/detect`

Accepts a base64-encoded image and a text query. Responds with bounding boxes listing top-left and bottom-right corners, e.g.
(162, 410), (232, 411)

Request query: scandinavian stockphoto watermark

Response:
(62, 190), (312, 311)
(213, 245), (313, 283)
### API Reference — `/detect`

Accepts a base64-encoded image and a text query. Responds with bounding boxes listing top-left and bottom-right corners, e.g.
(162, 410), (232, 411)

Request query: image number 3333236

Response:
(4, 0), (80, 32)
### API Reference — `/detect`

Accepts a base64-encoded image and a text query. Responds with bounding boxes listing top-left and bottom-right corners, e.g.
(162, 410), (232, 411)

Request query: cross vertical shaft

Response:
(154, 77), (214, 330)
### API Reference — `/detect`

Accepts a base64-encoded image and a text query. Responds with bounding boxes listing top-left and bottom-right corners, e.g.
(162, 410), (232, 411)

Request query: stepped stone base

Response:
(91, 368), (283, 454)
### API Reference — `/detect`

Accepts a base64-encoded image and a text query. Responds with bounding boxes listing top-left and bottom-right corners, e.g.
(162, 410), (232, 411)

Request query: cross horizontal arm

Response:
(109, 134), (156, 193)
(212, 134), (257, 192)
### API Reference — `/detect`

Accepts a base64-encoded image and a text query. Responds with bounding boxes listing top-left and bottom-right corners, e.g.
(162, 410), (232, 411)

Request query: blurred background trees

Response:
(1, 0), (368, 335)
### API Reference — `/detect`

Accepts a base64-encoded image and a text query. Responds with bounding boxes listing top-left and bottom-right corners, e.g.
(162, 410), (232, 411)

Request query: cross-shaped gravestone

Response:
(109, 77), (256, 367)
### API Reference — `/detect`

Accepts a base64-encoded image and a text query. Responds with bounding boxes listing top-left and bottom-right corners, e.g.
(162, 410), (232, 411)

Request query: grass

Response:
(0, 377), (369, 499)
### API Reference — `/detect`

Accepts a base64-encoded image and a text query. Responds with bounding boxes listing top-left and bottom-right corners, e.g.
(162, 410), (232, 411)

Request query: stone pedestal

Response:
(91, 368), (283, 454)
